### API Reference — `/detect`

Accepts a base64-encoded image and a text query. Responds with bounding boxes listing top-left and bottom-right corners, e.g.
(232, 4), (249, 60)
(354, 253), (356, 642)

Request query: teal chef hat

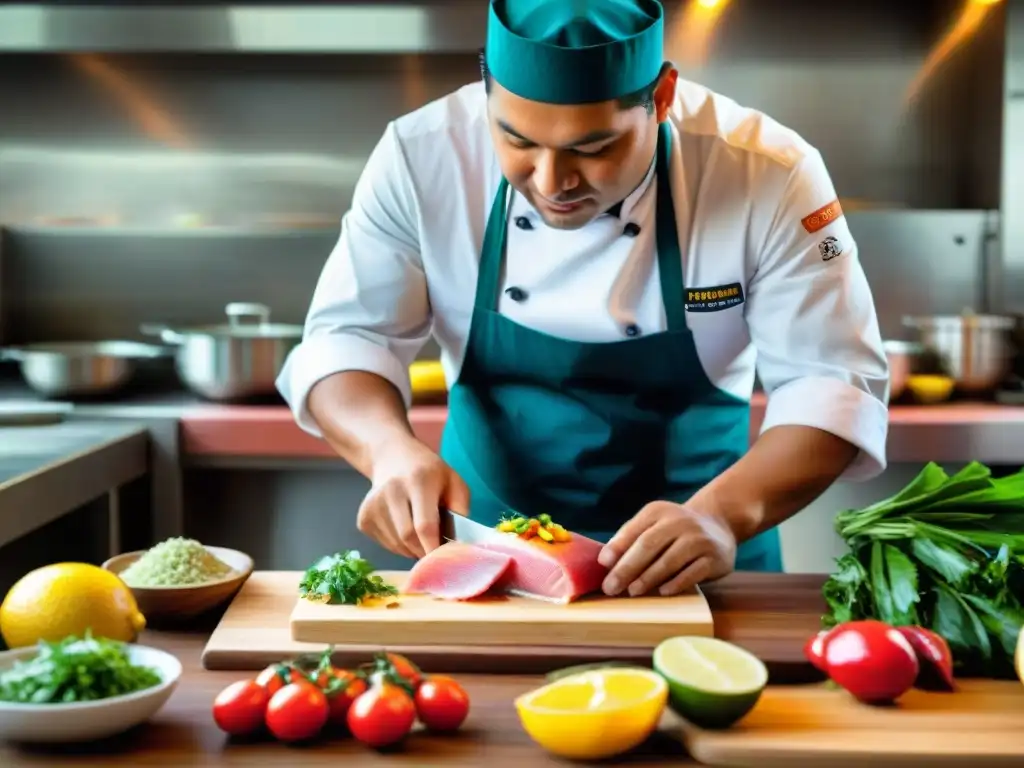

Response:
(486, 0), (665, 105)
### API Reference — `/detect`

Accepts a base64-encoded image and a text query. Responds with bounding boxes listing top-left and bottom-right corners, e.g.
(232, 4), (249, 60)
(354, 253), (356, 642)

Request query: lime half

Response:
(653, 636), (767, 729)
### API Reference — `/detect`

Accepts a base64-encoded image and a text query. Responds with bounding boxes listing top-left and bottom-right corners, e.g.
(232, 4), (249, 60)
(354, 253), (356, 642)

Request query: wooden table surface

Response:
(0, 573), (829, 766)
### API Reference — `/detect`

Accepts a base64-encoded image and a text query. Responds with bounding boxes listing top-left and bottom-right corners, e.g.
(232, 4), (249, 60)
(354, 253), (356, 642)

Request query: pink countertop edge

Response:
(178, 394), (1024, 459)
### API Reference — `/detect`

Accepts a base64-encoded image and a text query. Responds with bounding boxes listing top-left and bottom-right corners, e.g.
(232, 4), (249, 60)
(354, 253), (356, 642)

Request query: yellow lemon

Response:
(654, 636), (768, 729)
(1015, 625), (1023, 686)
(515, 667), (667, 760)
(0, 563), (146, 648)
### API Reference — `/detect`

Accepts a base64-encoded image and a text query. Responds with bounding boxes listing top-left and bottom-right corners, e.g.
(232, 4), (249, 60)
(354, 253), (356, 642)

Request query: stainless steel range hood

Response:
(0, 3), (489, 53)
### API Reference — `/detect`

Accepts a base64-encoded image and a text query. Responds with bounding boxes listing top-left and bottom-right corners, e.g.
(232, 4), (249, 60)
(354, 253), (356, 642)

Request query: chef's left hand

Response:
(598, 501), (737, 597)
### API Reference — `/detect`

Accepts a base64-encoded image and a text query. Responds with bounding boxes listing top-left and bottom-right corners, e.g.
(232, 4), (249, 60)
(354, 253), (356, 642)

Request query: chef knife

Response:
(440, 507), (506, 546)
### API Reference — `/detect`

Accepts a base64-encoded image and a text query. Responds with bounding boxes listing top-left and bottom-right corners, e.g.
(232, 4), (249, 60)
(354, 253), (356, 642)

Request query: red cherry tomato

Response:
(347, 682), (416, 748)
(212, 679), (269, 736)
(823, 620), (919, 703)
(255, 663), (301, 697)
(265, 682), (329, 742)
(414, 675), (470, 732)
(896, 625), (956, 691)
(325, 668), (369, 726)
(384, 653), (423, 689)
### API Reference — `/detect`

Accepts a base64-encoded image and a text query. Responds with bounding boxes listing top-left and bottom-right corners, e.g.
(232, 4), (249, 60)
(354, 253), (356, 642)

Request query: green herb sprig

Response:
(822, 461), (1024, 678)
(0, 631), (162, 704)
(298, 551), (398, 605)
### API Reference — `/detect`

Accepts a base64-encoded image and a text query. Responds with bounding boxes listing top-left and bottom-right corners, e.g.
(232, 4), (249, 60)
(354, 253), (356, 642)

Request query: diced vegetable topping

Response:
(496, 514), (571, 543)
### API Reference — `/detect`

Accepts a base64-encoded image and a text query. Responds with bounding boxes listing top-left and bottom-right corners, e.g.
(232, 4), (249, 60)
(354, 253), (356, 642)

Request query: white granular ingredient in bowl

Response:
(119, 537), (234, 587)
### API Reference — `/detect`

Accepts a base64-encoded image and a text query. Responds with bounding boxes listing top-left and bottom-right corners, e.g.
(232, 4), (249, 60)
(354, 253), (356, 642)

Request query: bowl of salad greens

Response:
(0, 633), (182, 743)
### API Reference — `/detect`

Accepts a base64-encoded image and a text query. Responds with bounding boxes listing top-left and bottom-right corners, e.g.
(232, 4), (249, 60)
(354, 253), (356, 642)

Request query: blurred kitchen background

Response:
(0, 0), (1021, 580)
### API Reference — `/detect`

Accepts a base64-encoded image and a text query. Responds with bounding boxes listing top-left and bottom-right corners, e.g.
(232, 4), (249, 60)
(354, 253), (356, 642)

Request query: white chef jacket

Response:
(277, 78), (890, 481)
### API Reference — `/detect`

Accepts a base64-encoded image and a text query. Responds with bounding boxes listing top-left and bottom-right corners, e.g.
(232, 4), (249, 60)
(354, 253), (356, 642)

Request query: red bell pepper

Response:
(813, 620), (920, 703)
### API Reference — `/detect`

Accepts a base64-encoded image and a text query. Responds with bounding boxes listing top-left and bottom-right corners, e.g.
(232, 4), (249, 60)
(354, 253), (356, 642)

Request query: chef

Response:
(278, 0), (890, 597)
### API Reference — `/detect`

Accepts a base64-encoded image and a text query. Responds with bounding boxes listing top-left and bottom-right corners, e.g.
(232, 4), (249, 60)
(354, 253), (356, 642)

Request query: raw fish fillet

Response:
(473, 532), (609, 604)
(403, 541), (513, 600)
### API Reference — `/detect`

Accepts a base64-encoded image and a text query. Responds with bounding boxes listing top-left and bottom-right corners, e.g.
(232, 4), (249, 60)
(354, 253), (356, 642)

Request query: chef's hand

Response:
(598, 501), (737, 597)
(357, 436), (470, 560)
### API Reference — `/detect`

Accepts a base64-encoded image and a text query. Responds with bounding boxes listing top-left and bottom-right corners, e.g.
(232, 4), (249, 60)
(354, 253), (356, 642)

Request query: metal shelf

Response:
(0, 3), (488, 53)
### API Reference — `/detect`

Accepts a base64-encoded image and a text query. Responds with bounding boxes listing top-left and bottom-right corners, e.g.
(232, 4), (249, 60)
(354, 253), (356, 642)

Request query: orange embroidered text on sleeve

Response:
(801, 199), (844, 234)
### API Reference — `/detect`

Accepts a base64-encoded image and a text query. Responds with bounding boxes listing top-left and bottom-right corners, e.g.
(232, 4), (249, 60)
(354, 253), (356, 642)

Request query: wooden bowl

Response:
(102, 546), (254, 623)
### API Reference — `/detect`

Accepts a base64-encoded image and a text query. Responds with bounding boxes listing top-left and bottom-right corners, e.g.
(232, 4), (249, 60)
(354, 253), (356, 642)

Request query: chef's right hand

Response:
(357, 436), (470, 560)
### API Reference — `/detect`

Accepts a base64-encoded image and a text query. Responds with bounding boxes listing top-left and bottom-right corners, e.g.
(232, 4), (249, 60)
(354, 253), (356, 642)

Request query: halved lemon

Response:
(653, 636), (767, 729)
(514, 667), (668, 760)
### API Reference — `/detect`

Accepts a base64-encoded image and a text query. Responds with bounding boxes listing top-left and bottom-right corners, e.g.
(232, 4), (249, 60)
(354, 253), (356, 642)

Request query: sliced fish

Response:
(472, 533), (609, 603)
(403, 541), (513, 600)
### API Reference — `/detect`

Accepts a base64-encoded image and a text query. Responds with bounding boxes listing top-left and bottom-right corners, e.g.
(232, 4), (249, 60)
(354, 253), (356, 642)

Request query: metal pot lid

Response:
(142, 303), (304, 341)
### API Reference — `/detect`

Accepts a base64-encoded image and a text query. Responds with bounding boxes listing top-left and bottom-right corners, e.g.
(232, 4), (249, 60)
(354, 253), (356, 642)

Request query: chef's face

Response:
(487, 66), (678, 230)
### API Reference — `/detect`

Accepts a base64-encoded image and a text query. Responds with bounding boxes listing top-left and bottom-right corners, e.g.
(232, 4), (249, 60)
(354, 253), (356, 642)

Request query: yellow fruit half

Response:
(0, 563), (146, 648)
(515, 667), (667, 760)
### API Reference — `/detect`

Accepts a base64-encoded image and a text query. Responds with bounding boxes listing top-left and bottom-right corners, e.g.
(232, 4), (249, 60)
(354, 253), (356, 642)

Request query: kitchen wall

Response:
(1002, 0), (1024, 312)
(0, 0), (1009, 346)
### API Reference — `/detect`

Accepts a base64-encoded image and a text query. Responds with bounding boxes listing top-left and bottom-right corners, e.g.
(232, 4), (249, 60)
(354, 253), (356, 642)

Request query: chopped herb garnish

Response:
(0, 631), (162, 704)
(299, 550), (399, 605)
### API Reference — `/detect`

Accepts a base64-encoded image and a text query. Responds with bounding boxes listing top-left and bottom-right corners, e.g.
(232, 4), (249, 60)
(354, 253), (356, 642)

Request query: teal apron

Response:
(440, 122), (782, 573)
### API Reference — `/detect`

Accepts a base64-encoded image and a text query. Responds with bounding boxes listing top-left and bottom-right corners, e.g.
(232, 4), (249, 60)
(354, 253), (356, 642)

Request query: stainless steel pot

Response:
(882, 340), (923, 400)
(0, 340), (173, 399)
(141, 302), (303, 401)
(902, 313), (1017, 394)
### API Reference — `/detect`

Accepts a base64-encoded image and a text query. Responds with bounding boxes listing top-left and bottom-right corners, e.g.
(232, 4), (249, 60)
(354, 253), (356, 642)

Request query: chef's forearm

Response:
(691, 425), (859, 541)
(307, 371), (416, 478)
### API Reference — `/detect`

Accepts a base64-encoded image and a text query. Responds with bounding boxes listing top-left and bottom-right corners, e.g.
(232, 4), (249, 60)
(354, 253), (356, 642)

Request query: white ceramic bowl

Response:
(0, 643), (182, 743)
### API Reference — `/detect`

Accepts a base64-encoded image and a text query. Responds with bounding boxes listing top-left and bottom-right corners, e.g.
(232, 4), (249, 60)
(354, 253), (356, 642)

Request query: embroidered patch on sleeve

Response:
(685, 282), (745, 312)
(801, 199), (844, 233)
(818, 236), (844, 261)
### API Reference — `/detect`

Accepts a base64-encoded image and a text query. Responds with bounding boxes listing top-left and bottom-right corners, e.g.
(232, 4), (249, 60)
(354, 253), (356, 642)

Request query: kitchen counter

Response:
(176, 395), (1024, 465)
(0, 420), (149, 547)
(0, 572), (826, 766)
(3, 379), (1024, 465)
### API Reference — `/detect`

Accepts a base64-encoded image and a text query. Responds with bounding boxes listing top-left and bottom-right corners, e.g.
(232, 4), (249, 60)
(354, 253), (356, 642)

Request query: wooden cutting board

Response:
(680, 680), (1024, 767)
(289, 570), (713, 648)
(201, 571), (826, 678)
(202, 572), (663, 673)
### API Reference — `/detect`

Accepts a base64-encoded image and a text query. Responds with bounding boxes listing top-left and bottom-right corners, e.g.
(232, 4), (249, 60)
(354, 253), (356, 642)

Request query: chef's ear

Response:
(654, 64), (679, 123)
(655, 64), (679, 122)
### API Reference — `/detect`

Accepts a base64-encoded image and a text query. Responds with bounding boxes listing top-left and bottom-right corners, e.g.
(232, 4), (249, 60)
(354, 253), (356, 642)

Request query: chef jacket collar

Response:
(508, 153), (657, 227)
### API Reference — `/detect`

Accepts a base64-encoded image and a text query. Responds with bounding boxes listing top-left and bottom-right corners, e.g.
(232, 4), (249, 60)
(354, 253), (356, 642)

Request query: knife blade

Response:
(440, 507), (505, 545)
